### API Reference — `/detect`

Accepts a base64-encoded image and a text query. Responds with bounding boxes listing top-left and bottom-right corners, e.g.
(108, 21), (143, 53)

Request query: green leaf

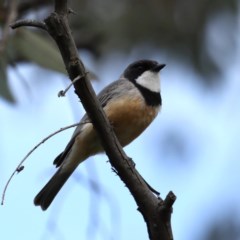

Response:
(0, 57), (15, 103)
(12, 29), (67, 74)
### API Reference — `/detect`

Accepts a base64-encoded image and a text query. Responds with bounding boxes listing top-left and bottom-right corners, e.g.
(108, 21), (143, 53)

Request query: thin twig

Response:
(58, 73), (88, 97)
(10, 19), (47, 30)
(1, 123), (80, 205)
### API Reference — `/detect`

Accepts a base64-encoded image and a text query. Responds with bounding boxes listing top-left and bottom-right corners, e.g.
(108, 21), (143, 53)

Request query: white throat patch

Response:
(135, 70), (160, 93)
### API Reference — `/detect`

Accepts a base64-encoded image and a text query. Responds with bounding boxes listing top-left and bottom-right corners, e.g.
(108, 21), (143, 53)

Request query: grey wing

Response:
(53, 78), (134, 167)
(97, 78), (131, 107)
(53, 116), (90, 167)
(53, 115), (90, 167)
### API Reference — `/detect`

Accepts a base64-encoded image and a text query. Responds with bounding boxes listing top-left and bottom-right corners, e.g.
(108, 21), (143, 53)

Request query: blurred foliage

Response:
(201, 215), (240, 240)
(9, 29), (66, 73)
(0, 0), (238, 102)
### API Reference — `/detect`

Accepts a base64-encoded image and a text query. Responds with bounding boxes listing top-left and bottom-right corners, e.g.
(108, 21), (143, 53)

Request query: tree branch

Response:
(10, 19), (47, 30)
(57, 73), (88, 97)
(1, 123), (79, 205)
(10, 1), (176, 239)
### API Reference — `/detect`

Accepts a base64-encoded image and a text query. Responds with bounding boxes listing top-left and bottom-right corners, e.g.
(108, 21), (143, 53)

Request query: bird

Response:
(34, 59), (165, 210)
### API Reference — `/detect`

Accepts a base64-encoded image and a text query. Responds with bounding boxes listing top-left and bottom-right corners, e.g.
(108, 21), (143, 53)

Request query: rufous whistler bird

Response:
(34, 59), (165, 210)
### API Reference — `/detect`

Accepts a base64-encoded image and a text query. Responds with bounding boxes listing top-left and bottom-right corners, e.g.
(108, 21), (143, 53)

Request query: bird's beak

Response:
(152, 63), (166, 72)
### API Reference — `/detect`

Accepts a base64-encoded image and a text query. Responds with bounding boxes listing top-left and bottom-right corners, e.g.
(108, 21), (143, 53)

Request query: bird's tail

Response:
(34, 166), (75, 210)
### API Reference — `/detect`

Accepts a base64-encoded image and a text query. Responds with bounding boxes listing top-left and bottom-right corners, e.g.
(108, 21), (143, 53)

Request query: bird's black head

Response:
(123, 60), (165, 82)
(123, 60), (165, 106)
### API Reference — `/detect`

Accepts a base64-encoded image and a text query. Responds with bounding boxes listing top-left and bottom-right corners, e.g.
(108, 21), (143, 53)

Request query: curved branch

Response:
(1, 123), (79, 205)
(10, 19), (47, 30)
